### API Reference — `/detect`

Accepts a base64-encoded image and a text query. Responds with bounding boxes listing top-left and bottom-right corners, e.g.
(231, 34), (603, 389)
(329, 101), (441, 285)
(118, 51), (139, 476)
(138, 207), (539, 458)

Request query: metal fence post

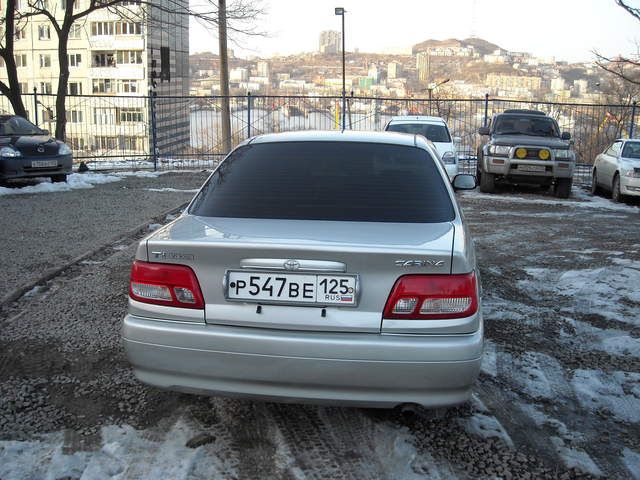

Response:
(247, 91), (252, 139)
(630, 101), (637, 138)
(33, 87), (38, 126)
(149, 91), (158, 171)
(483, 93), (489, 127)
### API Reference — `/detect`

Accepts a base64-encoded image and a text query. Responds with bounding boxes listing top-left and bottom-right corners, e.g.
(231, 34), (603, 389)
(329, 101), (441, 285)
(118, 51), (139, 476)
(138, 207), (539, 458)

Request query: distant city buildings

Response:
(416, 52), (431, 83)
(319, 30), (341, 54)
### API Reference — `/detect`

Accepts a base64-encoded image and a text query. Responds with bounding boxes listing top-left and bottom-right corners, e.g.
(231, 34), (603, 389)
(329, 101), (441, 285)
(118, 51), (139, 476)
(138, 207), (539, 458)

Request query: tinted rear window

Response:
(189, 141), (454, 223)
(386, 123), (451, 143)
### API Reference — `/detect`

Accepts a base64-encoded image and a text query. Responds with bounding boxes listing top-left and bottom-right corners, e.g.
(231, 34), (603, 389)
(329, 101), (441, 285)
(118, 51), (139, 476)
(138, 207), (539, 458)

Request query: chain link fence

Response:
(2, 92), (638, 186)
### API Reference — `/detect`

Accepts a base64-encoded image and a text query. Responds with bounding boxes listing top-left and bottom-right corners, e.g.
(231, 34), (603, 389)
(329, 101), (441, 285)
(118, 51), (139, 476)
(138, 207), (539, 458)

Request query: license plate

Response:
(518, 164), (545, 172)
(226, 271), (358, 306)
(31, 160), (58, 168)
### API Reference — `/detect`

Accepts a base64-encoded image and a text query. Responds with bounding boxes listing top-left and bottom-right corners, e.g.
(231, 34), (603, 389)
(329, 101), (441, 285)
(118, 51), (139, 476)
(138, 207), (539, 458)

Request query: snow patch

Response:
(622, 448), (640, 480)
(549, 436), (603, 476)
(462, 187), (638, 213)
(0, 173), (120, 196)
(571, 370), (640, 424)
(459, 396), (514, 448)
(500, 351), (570, 400)
(146, 187), (200, 193)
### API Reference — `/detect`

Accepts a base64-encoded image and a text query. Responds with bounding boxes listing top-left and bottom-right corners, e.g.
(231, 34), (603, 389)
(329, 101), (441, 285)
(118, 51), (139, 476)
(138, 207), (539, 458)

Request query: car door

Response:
(601, 141), (622, 188)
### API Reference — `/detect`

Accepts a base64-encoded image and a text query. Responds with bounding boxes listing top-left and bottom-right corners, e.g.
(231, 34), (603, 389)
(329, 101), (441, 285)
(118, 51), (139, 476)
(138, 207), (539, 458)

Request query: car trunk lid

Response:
(145, 215), (455, 333)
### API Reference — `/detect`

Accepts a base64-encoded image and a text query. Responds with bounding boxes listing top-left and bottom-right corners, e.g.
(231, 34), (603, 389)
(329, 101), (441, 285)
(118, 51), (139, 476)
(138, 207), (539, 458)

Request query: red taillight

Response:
(129, 260), (204, 309)
(383, 273), (478, 320)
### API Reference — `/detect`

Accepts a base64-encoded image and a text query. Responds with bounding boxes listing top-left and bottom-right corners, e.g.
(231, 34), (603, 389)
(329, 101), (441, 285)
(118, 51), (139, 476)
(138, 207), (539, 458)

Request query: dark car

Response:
(0, 115), (73, 183)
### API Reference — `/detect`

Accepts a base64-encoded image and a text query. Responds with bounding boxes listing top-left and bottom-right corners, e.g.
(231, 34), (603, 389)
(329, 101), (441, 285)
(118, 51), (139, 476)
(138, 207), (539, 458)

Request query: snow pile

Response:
(0, 173), (120, 196)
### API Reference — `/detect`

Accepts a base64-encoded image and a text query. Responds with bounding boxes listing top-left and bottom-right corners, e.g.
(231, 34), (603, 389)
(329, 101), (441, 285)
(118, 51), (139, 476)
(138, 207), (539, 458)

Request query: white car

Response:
(592, 138), (640, 202)
(385, 116), (460, 179)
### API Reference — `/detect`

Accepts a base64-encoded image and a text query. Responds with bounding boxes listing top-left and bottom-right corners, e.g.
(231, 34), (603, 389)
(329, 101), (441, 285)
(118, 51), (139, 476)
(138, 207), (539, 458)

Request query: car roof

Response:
(387, 115), (447, 125)
(248, 130), (431, 149)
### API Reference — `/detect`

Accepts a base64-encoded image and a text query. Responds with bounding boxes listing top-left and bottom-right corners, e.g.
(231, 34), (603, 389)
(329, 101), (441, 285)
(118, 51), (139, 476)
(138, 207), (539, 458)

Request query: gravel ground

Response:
(0, 171), (210, 297)
(0, 184), (639, 479)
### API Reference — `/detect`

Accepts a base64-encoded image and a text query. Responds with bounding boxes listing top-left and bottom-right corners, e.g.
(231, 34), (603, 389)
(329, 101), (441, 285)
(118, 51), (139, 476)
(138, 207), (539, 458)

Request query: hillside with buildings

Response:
(190, 34), (618, 104)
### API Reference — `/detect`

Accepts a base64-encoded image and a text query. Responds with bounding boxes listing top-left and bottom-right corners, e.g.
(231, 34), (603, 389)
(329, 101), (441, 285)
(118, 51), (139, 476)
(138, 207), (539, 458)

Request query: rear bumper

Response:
(0, 154), (72, 180)
(122, 315), (483, 408)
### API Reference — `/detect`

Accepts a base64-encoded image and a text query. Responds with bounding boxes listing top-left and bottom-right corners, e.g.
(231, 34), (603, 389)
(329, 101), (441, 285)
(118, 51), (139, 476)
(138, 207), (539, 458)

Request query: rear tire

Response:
(554, 178), (572, 198)
(590, 169), (601, 195)
(51, 174), (67, 183)
(479, 171), (496, 193)
(612, 174), (623, 203)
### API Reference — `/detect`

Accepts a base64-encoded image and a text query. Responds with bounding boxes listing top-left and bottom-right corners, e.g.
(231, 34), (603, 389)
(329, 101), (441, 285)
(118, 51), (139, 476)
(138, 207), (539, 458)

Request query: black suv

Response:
(476, 110), (575, 198)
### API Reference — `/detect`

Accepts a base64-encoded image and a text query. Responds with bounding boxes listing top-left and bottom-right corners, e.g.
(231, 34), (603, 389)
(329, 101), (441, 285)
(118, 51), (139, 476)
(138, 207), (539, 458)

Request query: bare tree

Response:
(595, 0), (640, 85)
(14, 0), (263, 140)
(0, 0), (28, 118)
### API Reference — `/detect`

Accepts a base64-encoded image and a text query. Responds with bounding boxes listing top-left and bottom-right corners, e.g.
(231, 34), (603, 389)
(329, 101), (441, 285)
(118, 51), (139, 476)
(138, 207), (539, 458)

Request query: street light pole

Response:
(335, 7), (346, 130)
(427, 78), (450, 116)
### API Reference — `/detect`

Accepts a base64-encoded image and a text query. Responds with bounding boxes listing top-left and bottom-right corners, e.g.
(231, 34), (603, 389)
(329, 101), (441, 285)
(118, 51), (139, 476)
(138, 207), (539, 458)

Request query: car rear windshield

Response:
(622, 142), (640, 159)
(386, 123), (451, 143)
(492, 114), (560, 137)
(189, 141), (455, 223)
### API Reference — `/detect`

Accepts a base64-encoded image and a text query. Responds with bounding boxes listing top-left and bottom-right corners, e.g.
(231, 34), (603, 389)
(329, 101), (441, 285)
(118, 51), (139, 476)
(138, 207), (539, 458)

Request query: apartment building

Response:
(0, 0), (189, 162)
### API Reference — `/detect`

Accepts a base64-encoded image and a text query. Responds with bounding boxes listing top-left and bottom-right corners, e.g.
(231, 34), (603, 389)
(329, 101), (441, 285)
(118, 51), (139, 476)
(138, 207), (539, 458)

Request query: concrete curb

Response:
(0, 202), (188, 308)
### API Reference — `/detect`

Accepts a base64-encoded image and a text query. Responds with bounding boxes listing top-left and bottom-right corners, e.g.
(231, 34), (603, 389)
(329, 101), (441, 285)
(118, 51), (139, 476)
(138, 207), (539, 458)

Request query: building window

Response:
(94, 136), (118, 149)
(115, 22), (141, 35)
(38, 24), (51, 40)
(14, 27), (26, 40)
(39, 54), (51, 68)
(68, 53), (82, 67)
(67, 137), (86, 150)
(116, 50), (142, 65)
(122, 136), (143, 151)
(69, 23), (83, 39)
(93, 107), (116, 125)
(92, 79), (114, 94)
(92, 52), (115, 67)
(18, 82), (28, 93)
(117, 79), (138, 93)
(39, 82), (53, 94)
(66, 110), (83, 123)
(14, 54), (27, 67)
(68, 82), (83, 95)
(91, 22), (114, 36)
(42, 109), (53, 122)
(0, 57), (4, 68)
(119, 108), (144, 123)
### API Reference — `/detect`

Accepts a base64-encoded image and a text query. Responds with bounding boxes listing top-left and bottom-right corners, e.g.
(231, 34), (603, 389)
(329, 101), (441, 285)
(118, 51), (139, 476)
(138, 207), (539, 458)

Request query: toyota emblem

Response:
(37, 145), (45, 153)
(283, 259), (300, 270)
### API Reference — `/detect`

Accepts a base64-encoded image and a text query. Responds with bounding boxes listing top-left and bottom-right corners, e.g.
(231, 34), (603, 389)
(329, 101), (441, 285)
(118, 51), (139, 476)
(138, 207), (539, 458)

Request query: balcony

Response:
(89, 36), (144, 50)
(90, 65), (145, 80)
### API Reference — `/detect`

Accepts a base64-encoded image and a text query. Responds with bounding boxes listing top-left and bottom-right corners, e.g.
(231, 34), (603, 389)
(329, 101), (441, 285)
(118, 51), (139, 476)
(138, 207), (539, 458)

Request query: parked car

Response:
(477, 109), (575, 198)
(384, 116), (460, 179)
(591, 138), (640, 202)
(122, 130), (482, 408)
(0, 115), (72, 183)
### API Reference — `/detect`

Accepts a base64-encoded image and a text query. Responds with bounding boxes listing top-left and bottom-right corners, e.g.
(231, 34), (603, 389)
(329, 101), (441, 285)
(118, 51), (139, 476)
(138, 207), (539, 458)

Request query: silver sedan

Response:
(122, 130), (483, 408)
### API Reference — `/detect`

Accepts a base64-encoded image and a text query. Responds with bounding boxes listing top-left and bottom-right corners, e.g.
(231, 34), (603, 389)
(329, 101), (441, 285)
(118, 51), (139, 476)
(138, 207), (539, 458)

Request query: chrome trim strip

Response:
(239, 258), (347, 272)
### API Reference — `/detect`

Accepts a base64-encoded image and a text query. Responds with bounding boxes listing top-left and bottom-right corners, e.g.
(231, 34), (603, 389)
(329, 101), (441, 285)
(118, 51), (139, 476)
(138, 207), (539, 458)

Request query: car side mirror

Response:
(478, 126), (490, 136)
(452, 173), (477, 190)
(453, 136), (461, 144)
(561, 132), (571, 140)
(41, 129), (49, 135)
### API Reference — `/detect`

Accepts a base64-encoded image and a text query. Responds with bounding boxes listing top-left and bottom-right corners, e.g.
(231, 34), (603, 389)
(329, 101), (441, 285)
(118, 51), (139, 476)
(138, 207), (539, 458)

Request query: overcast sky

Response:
(189, 0), (640, 62)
